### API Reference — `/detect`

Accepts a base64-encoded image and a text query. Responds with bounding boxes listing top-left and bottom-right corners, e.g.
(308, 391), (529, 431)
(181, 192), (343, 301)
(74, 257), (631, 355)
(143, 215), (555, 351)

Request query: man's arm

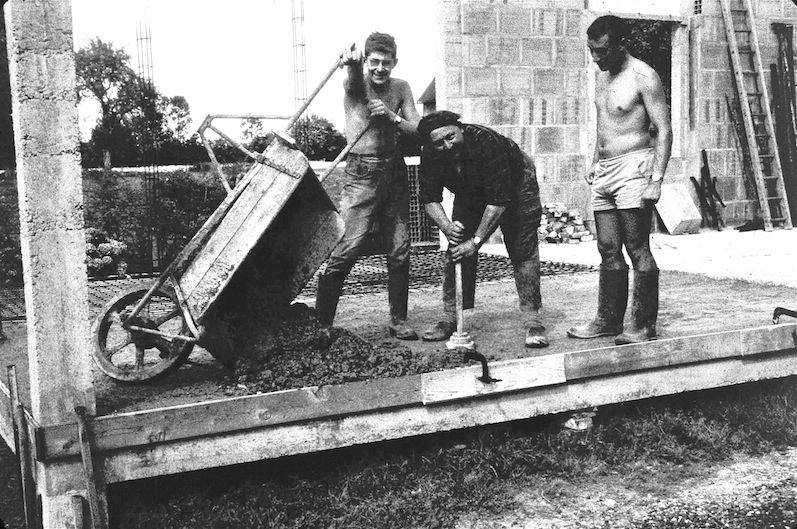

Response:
(639, 65), (673, 202)
(367, 80), (421, 135)
(424, 202), (465, 244)
(585, 141), (600, 184)
(341, 46), (364, 95)
(448, 205), (506, 262)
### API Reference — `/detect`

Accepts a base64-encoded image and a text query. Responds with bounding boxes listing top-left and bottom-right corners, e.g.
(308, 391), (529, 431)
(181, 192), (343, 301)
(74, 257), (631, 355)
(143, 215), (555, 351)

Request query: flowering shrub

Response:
(0, 231), (22, 287)
(85, 227), (128, 277)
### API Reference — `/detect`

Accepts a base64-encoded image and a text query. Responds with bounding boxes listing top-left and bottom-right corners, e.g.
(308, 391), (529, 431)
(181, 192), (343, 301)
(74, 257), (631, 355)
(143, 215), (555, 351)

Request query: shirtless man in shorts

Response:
(568, 15), (672, 344)
(315, 32), (422, 340)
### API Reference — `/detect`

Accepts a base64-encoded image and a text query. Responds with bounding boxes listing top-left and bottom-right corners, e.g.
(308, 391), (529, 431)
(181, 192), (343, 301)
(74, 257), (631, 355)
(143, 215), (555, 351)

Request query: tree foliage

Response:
(75, 38), (198, 167)
(625, 20), (673, 104)
(288, 114), (347, 161)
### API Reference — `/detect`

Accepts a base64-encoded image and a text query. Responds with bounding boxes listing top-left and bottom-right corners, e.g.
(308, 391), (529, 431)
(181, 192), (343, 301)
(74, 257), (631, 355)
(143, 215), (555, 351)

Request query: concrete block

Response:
(521, 38), (554, 67)
(490, 98), (520, 125)
(533, 68), (565, 94)
(556, 39), (586, 68)
(532, 8), (563, 37)
(564, 126), (581, 153)
(444, 40), (464, 66)
(466, 35), (487, 65)
(700, 43), (729, 70)
(536, 127), (566, 154)
(560, 97), (585, 125)
(463, 4), (497, 35)
(535, 156), (557, 184)
(500, 67), (532, 94)
(447, 67), (463, 97)
(462, 97), (491, 123)
(564, 9), (582, 37)
(655, 183), (702, 235)
(557, 155), (587, 183)
(526, 97), (555, 125)
(499, 5), (531, 34)
(487, 36), (520, 64)
(463, 67), (499, 96)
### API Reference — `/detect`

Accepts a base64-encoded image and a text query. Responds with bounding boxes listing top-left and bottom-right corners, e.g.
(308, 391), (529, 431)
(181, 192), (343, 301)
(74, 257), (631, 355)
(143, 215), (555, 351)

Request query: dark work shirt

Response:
(418, 123), (526, 209)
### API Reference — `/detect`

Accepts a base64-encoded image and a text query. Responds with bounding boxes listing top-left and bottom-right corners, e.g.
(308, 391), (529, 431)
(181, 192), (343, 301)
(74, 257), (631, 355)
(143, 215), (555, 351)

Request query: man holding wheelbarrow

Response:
(416, 111), (548, 348)
(315, 32), (422, 340)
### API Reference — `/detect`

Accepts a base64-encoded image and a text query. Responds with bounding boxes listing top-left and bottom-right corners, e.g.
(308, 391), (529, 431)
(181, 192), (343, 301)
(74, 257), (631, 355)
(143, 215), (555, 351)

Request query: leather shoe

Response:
(525, 325), (549, 348)
(422, 321), (456, 342)
(388, 321), (419, 341)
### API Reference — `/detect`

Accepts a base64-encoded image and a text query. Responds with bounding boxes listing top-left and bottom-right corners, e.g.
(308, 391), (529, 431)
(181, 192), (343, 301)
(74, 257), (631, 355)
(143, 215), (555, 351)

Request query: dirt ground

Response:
(1, 268), (796, 527)
(453, 447), (797, 528)
(1, 268), (794, 414)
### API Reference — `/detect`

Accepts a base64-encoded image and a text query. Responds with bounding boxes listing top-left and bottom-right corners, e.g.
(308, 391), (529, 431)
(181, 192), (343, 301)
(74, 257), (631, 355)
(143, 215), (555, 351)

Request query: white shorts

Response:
(591, 148), (654, 211)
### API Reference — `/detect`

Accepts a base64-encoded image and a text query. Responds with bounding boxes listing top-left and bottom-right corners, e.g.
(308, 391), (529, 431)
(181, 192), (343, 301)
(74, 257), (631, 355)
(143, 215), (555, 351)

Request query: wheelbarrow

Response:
(91, 50), (362, 383)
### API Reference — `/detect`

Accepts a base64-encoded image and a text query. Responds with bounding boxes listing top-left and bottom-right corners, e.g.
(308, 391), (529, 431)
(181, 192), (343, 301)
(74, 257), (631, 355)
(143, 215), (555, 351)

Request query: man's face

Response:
(365, 51), (397, 86)
(587, 34), (624, 72)
(428, 124), (464, 157)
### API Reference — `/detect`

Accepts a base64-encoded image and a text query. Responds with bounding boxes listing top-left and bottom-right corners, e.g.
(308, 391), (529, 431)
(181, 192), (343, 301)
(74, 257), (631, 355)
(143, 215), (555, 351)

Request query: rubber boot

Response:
(387, 261), (418, 340)
(315, 271), (346, 326)
(615, 269), (659, 345)
(567, 267), (628, 339)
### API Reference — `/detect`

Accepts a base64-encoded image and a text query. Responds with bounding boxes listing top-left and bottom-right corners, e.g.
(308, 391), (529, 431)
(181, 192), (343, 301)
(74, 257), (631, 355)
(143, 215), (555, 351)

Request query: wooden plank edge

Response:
(421, 353), (567, 405)
(37, 374), (422, 461)
(39, 351), (797, 496)
(0, 378), (15, 451)
(36, 324), (797, 461)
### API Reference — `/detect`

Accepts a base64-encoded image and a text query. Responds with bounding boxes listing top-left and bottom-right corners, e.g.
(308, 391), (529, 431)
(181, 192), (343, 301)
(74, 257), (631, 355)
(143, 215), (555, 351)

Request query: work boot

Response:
(615, 269), (659, 345)
(525, 325), (549, 348)
(389, 320), (419, 340)
(315, 271), (346, 326)
(523, 310), (548, 349)
(387, 261), (417, 340)
(567, 267), (629, 339)
(422, 319), (456, 342)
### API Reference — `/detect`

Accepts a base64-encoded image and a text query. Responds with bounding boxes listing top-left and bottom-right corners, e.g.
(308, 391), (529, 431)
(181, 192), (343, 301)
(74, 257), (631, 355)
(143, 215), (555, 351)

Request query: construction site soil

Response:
(1, 264), (794, 416)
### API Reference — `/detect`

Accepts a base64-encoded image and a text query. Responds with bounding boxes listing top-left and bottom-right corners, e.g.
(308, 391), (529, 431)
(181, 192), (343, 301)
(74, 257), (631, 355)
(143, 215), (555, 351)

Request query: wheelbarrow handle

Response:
(284, 43), (357, 134)
(317, 123), (372, 183)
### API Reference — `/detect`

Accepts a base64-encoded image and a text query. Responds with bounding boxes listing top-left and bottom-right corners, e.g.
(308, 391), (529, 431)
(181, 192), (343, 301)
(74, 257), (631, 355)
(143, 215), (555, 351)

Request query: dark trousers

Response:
(441, 154), (543, 326)
(321, 153), (412, 322)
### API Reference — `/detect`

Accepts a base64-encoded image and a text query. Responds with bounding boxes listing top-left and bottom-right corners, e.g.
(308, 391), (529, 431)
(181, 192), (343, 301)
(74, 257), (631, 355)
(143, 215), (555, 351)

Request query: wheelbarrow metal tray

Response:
(174, 140), (344, 325)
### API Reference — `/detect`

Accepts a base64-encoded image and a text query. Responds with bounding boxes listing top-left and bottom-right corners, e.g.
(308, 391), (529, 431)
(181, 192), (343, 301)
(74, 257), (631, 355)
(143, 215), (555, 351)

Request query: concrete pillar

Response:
(4, 0), (102, 526)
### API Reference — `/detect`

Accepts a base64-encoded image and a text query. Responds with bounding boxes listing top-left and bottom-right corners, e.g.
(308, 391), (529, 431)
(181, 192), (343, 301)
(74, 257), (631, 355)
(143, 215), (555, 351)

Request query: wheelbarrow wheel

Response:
(92, 285), (195, 383)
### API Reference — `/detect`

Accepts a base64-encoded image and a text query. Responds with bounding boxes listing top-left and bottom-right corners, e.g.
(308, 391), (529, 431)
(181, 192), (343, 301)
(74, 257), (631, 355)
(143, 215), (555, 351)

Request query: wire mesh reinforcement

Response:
(0, 251), (596, 321)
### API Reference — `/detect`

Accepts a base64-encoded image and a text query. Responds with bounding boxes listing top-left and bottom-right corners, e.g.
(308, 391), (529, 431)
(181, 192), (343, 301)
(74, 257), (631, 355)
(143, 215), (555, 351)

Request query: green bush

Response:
(83, 168), (234, 273)
(84, 227), (128, 277)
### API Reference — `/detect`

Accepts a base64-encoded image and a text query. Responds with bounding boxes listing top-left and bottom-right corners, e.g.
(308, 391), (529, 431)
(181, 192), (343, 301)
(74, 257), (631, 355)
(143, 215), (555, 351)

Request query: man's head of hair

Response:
(587, 15), (629, 47)
(417, 110), (462, 144)
(365, 32), (397, 58)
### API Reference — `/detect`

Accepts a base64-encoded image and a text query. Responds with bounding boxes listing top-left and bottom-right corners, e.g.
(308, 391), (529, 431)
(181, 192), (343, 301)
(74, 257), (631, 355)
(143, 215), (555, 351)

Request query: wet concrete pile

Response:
(218, 303), (463, 394)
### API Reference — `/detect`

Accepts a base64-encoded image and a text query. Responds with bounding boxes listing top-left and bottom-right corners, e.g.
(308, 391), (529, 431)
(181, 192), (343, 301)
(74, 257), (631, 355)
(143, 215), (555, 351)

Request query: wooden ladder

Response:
(721, 0), (793, 230)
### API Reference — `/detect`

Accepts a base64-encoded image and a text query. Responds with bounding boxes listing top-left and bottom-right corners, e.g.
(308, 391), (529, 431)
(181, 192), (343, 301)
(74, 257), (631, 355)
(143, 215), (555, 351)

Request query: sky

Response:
(71, 0), (439, 140)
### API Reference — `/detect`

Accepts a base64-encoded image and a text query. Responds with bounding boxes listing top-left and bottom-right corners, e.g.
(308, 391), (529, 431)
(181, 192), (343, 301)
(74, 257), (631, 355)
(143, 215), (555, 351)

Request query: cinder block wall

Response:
(435, 0), (797, 228)
(695, 0), (797, 224)
(437, 0), (591, 217)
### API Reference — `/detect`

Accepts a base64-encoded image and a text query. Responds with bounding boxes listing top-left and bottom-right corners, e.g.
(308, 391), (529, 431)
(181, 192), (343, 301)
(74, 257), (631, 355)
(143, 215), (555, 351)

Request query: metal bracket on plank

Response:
(772, 307), (797, 346)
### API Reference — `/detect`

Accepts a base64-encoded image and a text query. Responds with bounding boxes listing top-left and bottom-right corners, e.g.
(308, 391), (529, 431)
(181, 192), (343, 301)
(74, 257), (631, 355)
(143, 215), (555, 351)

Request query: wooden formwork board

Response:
(13, 322), (794, 496)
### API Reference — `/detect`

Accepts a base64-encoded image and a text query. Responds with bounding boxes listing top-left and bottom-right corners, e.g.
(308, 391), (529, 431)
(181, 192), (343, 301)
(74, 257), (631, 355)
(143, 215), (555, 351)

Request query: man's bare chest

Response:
(597, 76), (641, 116)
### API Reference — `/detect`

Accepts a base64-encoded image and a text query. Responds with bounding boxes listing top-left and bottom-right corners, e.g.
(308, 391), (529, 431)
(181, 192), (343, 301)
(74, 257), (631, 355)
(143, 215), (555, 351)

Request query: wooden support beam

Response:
(5, 0), (105, 524)
(7, 366), (38, 529)
(75, 407), (109, 529)
(35, 324), (797, 463)
(37, 343), (797, 496)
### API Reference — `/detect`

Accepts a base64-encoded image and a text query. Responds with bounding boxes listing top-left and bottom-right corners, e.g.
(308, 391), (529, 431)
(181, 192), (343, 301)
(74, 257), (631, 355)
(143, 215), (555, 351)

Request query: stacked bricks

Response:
(538, 203), (593, 244)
